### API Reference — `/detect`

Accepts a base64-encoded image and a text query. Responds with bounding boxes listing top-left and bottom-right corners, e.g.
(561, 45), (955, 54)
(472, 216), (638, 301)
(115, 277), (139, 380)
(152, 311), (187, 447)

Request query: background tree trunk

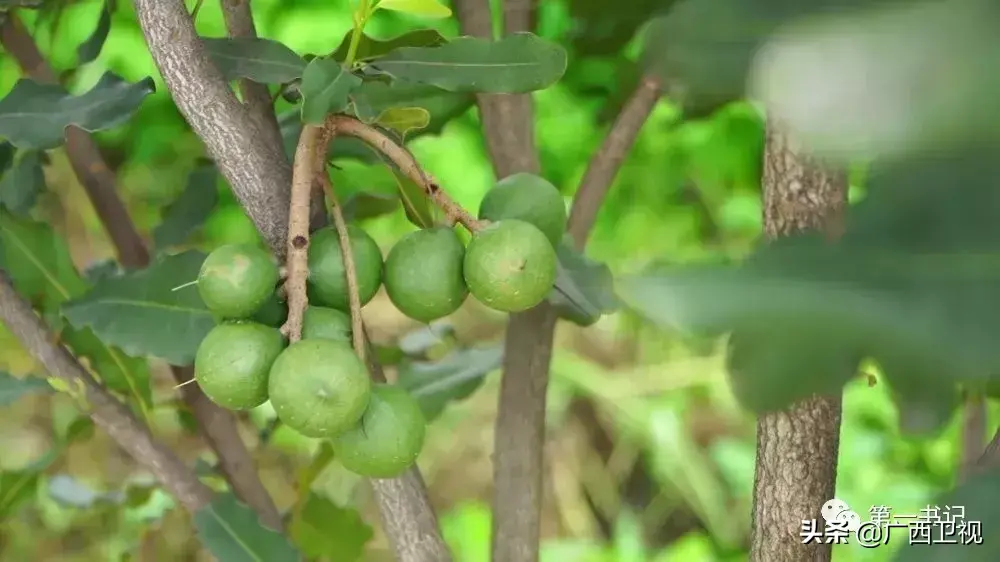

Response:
(748, 122), (848, 562)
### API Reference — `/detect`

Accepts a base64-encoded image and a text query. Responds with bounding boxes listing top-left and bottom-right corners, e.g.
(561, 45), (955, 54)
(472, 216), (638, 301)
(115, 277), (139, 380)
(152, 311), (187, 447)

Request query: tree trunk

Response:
(748, 122), (848, 562)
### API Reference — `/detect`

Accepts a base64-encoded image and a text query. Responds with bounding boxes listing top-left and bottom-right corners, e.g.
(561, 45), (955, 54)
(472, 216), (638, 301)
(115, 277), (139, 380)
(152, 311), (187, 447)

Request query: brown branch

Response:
(976, 426), (1000, 472)
(134, 0), (293, 255)
(0, 269), (214, 512)
(0, 13), (284, 530)
(959, 393), (987, 483)
(454, 0), (540, 179)
(317, 165), (367, 362)
(566, 75), (661, 247)
(325, 115), (484, 232)
(281, 124), (324, 341)
(219, 0), (284, 167)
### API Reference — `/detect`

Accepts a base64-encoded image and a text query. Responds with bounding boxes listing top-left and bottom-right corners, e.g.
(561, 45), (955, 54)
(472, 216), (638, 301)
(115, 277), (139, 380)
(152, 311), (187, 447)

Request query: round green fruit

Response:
(384, 227), (468, 323)
(268, 339), (371, 438)
(463, 219), (557, 313)
(194, 322), (284, 410)
(197, 244), (278, 319)
(301, 306), (352, 342)
(478, 173), (567, 247)
(330, 384), (426, 478)
(307, 225), (383, 310)
(251, 293), (288, 328)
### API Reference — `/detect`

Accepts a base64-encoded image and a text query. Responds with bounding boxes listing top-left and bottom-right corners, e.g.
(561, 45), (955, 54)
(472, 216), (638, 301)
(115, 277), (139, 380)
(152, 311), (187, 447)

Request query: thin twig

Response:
(567, 75), (662, 247)
(0, 270), (214, 512)
(282, 124), (324, 341)
(326, 115), (485, 232)
(0, 13), (284, 529)
(317, 161), (367, 363)
(218, 0), (285, 166)
(977, 427), (1000, 473)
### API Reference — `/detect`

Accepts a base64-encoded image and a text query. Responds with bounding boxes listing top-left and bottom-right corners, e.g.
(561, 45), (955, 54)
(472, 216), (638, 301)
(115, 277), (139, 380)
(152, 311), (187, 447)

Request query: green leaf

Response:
(153, 164), (219, 249)
(65, 327), (153, 411)
(77, 0), (112, 65)
(299, 58), (363, 124)
(349, 79), (474, 134)
(0, 451), (57, 519)
(0, 210), (88, 312)
(892, 467), (995, 561)
(371, 33), (568, 94)
(568, 0), (669, 57)
(397, 345), (503, 420)
(332, 29), (446, 64)
(0, 149), (46, 215)
(0, 371), (51, 407)
(387, 164), (435, 228)
(547, 239), (620, 326)
(0, 72), (155, 150)
(341, 189), (402, 222)
(375, 0), (452, 19)
(375, 107), (430, 139)
(61, 251), (215, 366)
(203, 37), (307, 84)
(194, 493), (302, 562)
(289, 494), (373, 561)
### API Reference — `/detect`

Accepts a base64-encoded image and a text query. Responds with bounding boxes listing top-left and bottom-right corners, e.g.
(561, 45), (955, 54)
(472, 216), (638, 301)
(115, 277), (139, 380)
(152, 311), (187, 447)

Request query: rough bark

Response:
(0, 12), (283, 529)
(133, 0), (292, 255)
(749, 122), (848, 562)
(0, 271), (213, 513)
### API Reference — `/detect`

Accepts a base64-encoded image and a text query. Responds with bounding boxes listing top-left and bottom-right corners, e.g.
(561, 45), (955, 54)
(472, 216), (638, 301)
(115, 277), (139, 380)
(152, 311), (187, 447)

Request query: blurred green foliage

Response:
(1, 0), (993, 561)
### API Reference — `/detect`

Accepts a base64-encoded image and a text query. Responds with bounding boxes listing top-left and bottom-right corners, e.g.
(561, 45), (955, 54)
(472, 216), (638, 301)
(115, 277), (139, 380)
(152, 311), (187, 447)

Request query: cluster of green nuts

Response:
(191, 173), (565, 478)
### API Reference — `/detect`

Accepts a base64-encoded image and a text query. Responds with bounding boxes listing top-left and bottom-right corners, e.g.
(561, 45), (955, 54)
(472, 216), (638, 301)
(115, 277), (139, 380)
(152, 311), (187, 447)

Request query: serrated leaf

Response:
(547, 240), (620, 326)
(0, 212), (152, 410)
(289, 494), (372, 560)
(0, 72), (155, 150)
(332, 29), (446, 64)
(0, 210), (88, 312)
(397, 345), (503, 420)
(376, 0), (452, 19)
(77, 0), (112, 65)
(375, 106), (430, 139)
(61, 251), (215, 366)
(203, 37), (307, 84)
(0, 371), (51, 407)
(65, 326), (153, 411)
(153, 165), (219, 249)
(371, 33), (568, 94)
(0, 149), (45, 215)
(194, 493), (302, 562)
(299, 58), (363, 124)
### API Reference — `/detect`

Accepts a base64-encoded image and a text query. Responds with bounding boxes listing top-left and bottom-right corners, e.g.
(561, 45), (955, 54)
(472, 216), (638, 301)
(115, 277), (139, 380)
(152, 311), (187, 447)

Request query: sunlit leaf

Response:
(371, 33), (567, 94)
(349, 79), (474, 134)
(61, 251), (215, 366)
(375, 106), (430, 139)
(376, 0), (452, 19)
(0, 72), (155, 149)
